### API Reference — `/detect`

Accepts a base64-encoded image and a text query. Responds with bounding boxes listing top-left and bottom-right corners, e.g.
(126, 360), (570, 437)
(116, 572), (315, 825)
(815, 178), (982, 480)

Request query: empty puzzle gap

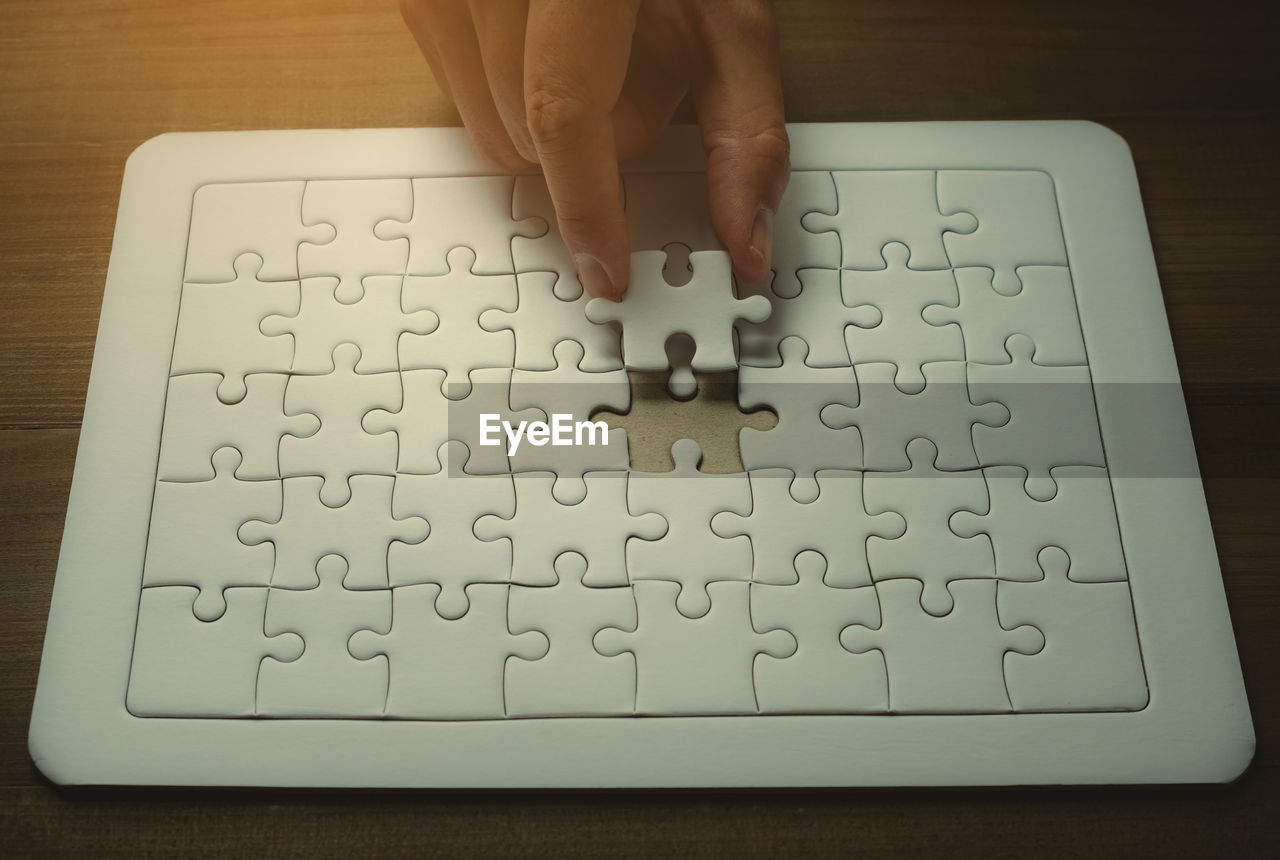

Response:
(592, 369), (776, 474)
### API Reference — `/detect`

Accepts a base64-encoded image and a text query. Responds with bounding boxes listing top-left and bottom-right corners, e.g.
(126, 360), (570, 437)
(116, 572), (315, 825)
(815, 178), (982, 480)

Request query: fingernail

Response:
(574, 253), (618, 300)
(751, 206), (775, 276)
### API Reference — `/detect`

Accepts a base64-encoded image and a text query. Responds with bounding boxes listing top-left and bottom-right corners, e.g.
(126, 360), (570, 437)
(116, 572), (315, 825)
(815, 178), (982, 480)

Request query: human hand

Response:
(399, 0), (790, 299)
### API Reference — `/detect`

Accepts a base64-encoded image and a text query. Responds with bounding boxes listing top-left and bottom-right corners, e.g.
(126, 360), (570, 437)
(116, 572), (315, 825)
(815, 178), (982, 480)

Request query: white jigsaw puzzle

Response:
(28, 126), (1252, 789)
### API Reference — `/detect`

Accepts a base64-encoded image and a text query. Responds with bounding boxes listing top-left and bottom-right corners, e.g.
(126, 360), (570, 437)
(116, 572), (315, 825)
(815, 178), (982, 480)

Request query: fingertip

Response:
(574, 252), (628, 301)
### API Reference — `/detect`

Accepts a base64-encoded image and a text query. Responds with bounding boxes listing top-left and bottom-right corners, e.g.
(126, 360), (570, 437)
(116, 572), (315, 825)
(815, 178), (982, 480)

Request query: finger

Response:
(524, 0), (641, 299)
(469, 0), (539, 163)
(400, 0), (531, 171)
(610, 45), (687, 162)
(690, 0), (791, 284)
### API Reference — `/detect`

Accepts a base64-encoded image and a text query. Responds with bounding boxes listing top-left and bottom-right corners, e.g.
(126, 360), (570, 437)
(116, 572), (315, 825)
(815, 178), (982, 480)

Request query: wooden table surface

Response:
(1, 0), (1275, 855)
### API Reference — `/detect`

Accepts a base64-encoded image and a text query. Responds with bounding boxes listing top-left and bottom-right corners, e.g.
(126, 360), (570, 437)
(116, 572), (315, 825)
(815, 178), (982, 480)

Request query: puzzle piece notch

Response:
(476, 471), (665, 588)
(949, 465), (1127, 583)
(261, 275), (438, 375)
(840, 578), (1044, 714)
(238, 474), (429, 591)
(625, 440), (753, 618)
(737, 336), (863, 503)
(820, 361), (1009, 473)
(622, 173), (723, 254)
(374, 175), (545, 276)
(711, 468), (904, 587)
(257, 554), (392, 717)
(296, 178), (413, 302)
(171, 252), (300, 404)
(736, 267), (881, 369)
(399, 246), (518, 399)
(387, 441), (515, 619)
(751, 551), (888, 713)
(349, 582), (548, 719)
(505, 551), (638, 716)
(277, 343), (402, 507)
(157, 372), (319, 482)
(594, 580), (795, 715)
(997, 547), (1147, 712)
(584, 249), (771, 372)
(968, 333), (1105, 501)
(361, 367), (448, 475)
(478, 269), (623, 373)
(840, 243), (965, 393)
(127, 585), (303, 717)
(863, 438), (995, 617)
(801, 170), (976, 271)
(921, 266), (1086, 366)
(184, 181), (335, 283)
(143, 446), (281, 622)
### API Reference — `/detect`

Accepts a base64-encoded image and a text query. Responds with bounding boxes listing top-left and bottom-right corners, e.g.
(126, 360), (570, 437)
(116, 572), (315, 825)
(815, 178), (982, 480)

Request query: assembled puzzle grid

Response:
(30, 124), (1253, 787)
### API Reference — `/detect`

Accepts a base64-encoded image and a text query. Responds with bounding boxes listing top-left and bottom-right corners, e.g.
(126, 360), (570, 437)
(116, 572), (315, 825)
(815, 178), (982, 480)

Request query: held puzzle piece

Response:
(30, 125), (1252, 788)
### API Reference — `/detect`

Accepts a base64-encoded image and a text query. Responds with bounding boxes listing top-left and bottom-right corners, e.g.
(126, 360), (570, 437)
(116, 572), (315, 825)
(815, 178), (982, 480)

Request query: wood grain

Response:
(1, 0), (1276, 855)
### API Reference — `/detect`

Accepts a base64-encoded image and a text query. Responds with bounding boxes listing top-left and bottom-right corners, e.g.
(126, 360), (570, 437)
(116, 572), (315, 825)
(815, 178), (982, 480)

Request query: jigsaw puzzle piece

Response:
(622, 172), (723, 252)
(143, 447), (281, 621)
(261, 275), (438, 374)
(257, 554), (392, 717)
(663, 333), (699, 400)
(361, 367), (448, 475)
(767, 170), (840, 298)
(510, 175), (584, 301)
(938, 170), (1068, 296)
(171, 253), (299, 403)
(712, 469), (904, 587)
(349, 582), (548, 719)
(585, 249), (770, 372)
(802, 170), (976, 271)
(737, 337), (862, 502)
(376, 176), (543, 276)
(864, 439), (995, 616)
(277, 343), (401, 507)
(998, 547), (1147, 711)
(506, 340), (632, 502)
(751, 551), (887, 713)
(736, 267), (881, 368)
(297, 178), (412, 302)
(448, 366), (546, 475)
(184, 181), (334, 283)
(506, 552), (638, 716)
(239, 474), (428, 591)
(594, 580), (795, 715)
(841, 243), (965, 391)
(820, 361), (1009, 472)
(479, 270), (623, 372)
(949, 465), (1126, 582)
(840, 578), (1043, 714)
(127, 585), (303, 717)
(386, 441), (514, 618)
(625, 440), (752, 617)
(399, 246), (517, 397)
(157, 372), (318, 481)
(968, 334), (1105, 500)
(475, 471), (664, 588)
(922, 266), (1085, 365)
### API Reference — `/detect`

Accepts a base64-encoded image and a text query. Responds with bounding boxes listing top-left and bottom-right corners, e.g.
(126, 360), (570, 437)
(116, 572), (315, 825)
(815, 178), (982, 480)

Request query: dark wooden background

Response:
(1, 1), (1275, 855)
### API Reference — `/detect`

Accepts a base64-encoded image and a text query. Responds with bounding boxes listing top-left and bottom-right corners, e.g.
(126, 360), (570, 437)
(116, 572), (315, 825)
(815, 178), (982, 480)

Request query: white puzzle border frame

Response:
(30, 123), (1254, 786)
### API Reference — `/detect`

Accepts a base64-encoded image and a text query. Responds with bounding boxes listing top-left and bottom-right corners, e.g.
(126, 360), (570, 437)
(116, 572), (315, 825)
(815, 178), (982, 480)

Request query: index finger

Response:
(524, 0), (640, 299)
